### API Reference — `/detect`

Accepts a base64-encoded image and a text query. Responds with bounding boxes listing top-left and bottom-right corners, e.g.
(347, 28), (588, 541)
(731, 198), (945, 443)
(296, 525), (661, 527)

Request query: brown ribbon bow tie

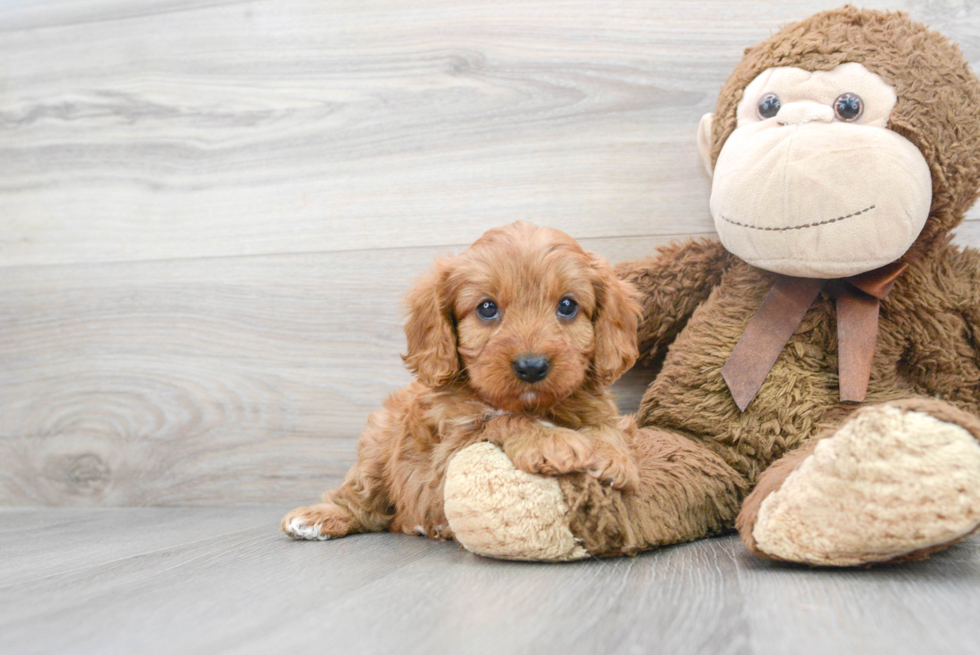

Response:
(721, 261), (908, 412)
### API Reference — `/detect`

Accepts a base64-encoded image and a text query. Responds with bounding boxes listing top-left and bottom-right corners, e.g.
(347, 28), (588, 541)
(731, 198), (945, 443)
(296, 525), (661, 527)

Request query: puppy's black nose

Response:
(513, 356), (550, 383)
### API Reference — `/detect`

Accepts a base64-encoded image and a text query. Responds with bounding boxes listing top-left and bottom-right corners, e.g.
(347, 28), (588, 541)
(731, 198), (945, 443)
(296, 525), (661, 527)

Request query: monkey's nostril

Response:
(512, 356), (551, 383)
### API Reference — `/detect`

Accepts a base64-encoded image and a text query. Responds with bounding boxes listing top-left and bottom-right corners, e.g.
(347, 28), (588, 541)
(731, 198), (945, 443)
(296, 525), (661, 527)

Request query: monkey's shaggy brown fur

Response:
(547, 7), (980, 558)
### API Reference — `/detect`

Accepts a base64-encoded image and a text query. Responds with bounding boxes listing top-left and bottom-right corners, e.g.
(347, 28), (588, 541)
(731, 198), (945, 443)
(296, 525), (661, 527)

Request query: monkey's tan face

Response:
(701, 63), (932, 278)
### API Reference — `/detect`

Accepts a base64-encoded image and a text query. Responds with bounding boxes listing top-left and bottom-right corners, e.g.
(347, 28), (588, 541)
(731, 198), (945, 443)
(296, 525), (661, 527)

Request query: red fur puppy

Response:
(282, 222), (641, 542)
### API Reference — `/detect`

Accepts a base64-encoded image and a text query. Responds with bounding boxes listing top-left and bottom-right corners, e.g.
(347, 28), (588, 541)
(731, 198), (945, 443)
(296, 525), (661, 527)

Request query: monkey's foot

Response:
(444, 442), (588, 561)
(739, 400), (980, 566)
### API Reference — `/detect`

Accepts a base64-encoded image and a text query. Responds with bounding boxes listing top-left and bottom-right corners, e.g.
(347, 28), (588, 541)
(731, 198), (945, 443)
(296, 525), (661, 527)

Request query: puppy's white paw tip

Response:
(285, 518), (331, 541)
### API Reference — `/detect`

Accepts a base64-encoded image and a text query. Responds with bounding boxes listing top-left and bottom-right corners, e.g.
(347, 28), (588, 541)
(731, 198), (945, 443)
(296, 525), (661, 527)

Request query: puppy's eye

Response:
(557, 297), (578, 319)
(757, 93), (781, 119)
(476, 299), (499, 320)
(833, 92), (863, 122)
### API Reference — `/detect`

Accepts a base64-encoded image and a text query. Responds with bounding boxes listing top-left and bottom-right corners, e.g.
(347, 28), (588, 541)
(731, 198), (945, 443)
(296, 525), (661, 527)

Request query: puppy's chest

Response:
(537, 396), (611, 430)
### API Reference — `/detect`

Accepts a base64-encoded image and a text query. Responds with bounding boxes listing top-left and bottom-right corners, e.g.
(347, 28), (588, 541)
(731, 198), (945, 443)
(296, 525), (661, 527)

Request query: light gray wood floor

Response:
(2, 507), (979, 655)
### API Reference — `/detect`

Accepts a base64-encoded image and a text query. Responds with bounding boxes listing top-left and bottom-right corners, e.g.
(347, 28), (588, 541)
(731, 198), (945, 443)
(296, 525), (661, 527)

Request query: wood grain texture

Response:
(1, 0), (979, 506)
(0, 235), (687, 505)
(1, 507), (979, 655)
(0, 0), (977, 266)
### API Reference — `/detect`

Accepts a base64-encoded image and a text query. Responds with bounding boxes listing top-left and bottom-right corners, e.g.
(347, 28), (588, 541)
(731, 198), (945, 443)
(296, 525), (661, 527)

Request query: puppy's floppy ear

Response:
(402, 259), (460, 388)
(590, 255), (641, 385)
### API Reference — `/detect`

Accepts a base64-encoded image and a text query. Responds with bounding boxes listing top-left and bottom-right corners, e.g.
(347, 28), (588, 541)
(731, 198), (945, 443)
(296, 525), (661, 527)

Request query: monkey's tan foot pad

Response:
(444, 442), (588, 561)
(743, 403), (980, 566)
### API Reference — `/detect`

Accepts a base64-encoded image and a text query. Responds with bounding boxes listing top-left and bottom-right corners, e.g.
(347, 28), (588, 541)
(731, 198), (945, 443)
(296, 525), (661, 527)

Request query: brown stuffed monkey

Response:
(442, 6), (980, 566)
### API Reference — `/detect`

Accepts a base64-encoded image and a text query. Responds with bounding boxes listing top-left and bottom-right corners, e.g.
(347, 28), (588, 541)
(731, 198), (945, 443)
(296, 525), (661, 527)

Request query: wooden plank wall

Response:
(2, 0), (978, 506)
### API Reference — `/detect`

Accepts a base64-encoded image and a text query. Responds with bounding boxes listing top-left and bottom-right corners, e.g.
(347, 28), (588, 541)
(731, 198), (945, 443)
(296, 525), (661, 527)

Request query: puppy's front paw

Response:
(281, 503), (354, 541)
(590, 449), (640, 491)
(508, 428), (596, 477)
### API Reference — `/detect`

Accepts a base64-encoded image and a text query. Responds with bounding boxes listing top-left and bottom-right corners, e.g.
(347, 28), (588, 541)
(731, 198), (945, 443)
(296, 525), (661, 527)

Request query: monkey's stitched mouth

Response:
(719, 204), (876, 232)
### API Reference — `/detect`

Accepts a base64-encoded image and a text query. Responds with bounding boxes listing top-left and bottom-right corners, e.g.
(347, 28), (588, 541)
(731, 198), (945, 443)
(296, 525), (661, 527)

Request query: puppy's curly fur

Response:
(282, 222), (641, 541)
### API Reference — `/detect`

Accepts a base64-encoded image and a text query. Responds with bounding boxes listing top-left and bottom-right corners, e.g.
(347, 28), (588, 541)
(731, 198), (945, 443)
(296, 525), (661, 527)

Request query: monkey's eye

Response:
(757, 93), (781, 119)
(476, 299), (499, 320)
(557, 297), (578, 319)
(834, 93), (863, 121)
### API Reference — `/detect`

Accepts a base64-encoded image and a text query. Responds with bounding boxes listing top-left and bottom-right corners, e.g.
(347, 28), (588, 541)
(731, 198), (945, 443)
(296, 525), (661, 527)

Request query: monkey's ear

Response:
(697, 113), (714, 178)
(402, 260), (460, 388)
(590, 256), (642, 385)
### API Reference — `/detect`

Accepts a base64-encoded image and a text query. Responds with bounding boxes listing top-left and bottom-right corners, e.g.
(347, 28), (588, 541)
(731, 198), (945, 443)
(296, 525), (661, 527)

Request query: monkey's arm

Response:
(962, 252), (980, 413)
(902, 245), (980, 415)
(615, 238), (734, 366)
(965, 308), (980, 413)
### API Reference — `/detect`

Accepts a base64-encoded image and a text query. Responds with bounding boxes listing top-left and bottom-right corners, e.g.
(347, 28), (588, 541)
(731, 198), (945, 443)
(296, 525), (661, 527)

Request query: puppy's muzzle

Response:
(512, 355), (551, 383)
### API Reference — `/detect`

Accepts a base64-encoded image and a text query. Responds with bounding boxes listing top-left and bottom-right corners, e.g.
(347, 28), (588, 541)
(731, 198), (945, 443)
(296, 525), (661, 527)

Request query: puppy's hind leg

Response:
(282, 451), (394, 541)
(281, 501), (357, 541)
